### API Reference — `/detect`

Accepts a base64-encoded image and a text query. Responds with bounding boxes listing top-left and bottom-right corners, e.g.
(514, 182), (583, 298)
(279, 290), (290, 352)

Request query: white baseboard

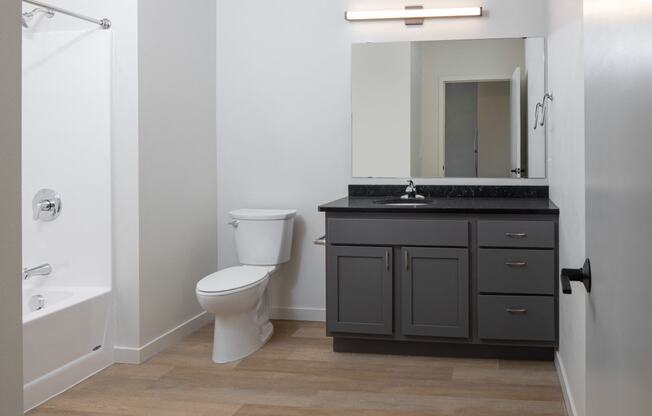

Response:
(555, 351), (578, 416)
(271, 306), (325, 322)
(114, 312), (212, 364)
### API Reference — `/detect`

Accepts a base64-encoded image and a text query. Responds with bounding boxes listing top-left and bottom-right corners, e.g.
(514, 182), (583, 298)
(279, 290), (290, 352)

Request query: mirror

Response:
(352, 38), (546, 179)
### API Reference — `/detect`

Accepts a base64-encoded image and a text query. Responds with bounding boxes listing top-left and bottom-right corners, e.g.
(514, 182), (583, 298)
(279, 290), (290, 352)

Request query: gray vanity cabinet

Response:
(319, 191), (559, 358)
(326, 245), (393, 335)
(401, 247), (469, 338)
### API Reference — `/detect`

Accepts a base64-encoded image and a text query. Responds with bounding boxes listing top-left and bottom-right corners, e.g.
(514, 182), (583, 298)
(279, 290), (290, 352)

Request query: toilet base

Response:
(211, 315), (273, 364)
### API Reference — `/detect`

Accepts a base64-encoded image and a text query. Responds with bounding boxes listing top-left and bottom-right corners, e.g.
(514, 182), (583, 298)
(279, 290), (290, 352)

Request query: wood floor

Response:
(29, 321), (567, 416)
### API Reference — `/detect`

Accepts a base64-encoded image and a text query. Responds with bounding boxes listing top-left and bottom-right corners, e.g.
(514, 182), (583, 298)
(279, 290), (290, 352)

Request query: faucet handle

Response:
(32, 189), (62, 222)
(403, 179), (425, 199)
(406, 179), (415, 191)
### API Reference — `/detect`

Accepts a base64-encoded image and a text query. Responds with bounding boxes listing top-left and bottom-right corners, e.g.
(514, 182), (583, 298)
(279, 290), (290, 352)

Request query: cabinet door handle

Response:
(506, 261), (528, 268)
(505, 232), (528, 239)
(385, 250), (390, 271)
(404, 250), (410, 271)
(506, 308), (528, 315)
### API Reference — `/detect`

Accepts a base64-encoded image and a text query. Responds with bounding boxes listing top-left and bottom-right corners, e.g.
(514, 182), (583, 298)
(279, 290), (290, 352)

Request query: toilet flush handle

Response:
(228, 220), (239, 227)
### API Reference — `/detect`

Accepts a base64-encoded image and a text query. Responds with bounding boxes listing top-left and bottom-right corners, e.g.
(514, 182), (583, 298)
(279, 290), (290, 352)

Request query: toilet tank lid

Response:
(230, 209), (297, 220)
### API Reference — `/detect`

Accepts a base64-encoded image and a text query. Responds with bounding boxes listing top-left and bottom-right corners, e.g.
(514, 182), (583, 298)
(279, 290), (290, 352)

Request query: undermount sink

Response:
(373, 198), (435, 206)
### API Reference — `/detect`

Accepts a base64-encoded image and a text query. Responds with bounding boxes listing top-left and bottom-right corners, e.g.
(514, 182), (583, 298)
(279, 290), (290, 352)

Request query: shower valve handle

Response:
(32, 189), (62, 222)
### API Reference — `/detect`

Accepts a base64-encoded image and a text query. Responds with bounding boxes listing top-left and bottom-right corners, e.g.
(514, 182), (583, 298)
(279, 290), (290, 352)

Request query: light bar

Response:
(345, 7), (483, 22)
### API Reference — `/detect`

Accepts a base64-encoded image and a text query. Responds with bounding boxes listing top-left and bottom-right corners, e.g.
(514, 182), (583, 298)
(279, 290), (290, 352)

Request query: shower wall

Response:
(22, 30), (111, 289)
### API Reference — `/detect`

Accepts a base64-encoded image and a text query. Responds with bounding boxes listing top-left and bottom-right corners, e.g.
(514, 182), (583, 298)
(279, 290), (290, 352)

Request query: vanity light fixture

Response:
(345, 6), (483, 26)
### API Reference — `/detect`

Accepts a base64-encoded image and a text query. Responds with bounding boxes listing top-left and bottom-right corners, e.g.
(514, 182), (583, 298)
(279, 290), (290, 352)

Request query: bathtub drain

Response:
(29, 294), (45, 312)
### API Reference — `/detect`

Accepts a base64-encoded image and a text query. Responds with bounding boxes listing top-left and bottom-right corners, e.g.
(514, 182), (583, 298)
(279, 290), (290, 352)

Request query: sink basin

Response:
(374, 198), (434, 206)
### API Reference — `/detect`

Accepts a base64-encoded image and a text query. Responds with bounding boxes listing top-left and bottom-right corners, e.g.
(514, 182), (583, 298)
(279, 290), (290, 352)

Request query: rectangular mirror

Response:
(352, 38), (546, 179)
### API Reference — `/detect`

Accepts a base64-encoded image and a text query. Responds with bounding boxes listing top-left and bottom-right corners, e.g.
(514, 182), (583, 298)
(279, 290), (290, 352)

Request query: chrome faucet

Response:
(401, 179), (425, 200)
(23, 264), (52, 280)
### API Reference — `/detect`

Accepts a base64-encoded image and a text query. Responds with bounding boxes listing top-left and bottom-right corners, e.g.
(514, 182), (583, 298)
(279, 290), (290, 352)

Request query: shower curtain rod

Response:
(23, 0), (111, 29)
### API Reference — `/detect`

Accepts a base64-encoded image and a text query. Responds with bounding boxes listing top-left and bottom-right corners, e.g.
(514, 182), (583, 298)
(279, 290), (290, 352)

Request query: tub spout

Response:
(23, 264), (52, 280)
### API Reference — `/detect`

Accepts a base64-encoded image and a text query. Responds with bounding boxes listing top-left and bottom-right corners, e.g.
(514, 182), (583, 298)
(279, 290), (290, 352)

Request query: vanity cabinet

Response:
(319, 197), (560, 359)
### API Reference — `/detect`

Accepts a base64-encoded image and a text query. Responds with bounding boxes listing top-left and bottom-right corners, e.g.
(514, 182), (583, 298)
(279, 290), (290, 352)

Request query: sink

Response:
(374, 198), (435, 206)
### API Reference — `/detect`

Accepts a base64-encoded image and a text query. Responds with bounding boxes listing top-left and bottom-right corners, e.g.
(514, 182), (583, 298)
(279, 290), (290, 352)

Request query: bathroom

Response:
(1, 0), (651, 415)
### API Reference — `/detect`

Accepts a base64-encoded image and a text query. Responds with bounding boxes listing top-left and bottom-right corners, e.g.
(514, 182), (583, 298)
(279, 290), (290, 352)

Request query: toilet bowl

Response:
(196, 209), (296, 363)
(196, 266), (276, 363)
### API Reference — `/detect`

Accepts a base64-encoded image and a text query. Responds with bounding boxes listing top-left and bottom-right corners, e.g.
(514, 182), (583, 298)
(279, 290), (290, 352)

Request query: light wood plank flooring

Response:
(29, 320), (566, 416)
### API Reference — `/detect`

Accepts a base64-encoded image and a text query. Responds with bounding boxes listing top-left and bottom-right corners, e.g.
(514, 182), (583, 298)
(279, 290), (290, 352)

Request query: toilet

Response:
(196, 208), (297, 363)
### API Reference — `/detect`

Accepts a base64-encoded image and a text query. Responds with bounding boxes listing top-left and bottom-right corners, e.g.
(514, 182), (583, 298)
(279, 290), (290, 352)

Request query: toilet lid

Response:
(196, 266), (273, 293)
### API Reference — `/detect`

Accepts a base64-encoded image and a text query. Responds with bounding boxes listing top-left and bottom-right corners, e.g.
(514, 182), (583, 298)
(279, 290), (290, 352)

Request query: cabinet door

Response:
(401, 247), (469, 338)
(326, 246), (393, 335)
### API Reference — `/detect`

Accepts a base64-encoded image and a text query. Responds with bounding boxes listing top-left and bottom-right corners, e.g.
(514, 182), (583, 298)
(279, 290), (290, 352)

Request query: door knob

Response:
(561, 259), (592, 294)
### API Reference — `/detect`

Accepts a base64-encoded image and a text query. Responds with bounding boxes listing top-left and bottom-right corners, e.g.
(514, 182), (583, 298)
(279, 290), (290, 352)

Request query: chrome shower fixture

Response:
(22, 0), (111, 29)
(22, 7), (55, 28)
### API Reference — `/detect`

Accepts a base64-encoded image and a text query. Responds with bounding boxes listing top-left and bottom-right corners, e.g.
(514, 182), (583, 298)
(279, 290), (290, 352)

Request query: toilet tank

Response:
(229, 209), (297, 266)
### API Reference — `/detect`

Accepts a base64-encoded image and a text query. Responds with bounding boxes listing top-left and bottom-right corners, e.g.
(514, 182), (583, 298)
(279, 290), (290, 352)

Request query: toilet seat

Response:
(196, 265), (275, 295)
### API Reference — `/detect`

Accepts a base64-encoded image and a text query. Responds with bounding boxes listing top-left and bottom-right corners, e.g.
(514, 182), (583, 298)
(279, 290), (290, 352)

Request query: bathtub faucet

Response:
(23, 263), (52, 280)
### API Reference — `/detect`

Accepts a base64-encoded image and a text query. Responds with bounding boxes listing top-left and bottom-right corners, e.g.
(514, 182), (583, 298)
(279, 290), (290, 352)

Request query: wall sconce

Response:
(345, 6), (483, 26)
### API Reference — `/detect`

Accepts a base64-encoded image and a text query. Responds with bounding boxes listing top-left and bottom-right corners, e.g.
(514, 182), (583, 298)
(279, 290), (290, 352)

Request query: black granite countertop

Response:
(318, 196), (559, 214)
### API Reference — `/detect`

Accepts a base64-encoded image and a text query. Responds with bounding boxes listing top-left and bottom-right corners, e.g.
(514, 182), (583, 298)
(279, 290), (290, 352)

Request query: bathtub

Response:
(23, 285), (112, 411)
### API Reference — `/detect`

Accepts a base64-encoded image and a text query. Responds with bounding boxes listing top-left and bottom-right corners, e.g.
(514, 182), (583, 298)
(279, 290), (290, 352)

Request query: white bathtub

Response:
(23, 285), (112, 411)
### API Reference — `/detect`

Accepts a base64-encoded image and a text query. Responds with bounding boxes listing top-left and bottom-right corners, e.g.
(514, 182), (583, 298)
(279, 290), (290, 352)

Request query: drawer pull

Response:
(385, 250), (390, 271)
(506, 308), (528, 315)
(505, 232), (528, 239)
(506, 261), (528, 268)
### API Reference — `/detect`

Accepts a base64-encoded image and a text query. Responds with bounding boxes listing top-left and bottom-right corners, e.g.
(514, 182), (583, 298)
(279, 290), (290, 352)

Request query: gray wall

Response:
(138, 0), (217, 344)
(0, 0), (23, 414)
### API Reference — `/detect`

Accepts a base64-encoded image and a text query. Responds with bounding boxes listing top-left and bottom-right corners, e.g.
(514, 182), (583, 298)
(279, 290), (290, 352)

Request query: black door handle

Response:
(561, 259), (592, 294)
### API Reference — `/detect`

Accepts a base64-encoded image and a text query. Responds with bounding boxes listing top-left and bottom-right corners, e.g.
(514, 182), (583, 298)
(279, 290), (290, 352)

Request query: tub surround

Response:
(319, 185), (559, 360)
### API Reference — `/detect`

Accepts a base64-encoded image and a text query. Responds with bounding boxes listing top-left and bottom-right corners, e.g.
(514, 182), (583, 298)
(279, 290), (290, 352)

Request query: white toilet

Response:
(196, 208), (297, 363)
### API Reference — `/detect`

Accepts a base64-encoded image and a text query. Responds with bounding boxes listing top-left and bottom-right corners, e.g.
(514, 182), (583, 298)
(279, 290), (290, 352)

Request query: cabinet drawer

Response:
(477, 220), (555, 248)
(328, 218), (468, 247)
(478, 295), (555, 342)
(478, 249), (555, 295)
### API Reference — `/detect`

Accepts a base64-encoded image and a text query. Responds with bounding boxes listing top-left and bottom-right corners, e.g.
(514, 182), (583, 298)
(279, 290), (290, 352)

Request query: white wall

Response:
(25, 0), (217, 358)
(137, 0), (217, 345)
(0, 1), (23, 414)
(216, 0), (548, 320)
(22, 0), (143, 352)
(22, 31), (112, 290)
(352, 43), (412, 178)
(547, 0), (586, 415)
